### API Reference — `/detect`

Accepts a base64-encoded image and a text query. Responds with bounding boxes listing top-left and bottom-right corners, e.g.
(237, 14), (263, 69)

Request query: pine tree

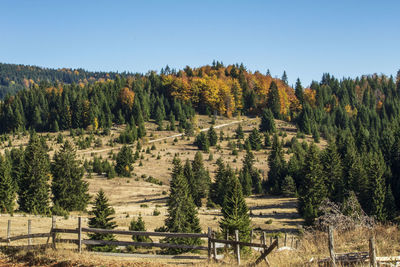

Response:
(260, 109), (276, 133)
(281, 71), (288, 85)
(164, 157), (201, 253)
(88, 189), (117, 252)
(51, 140), (90, 211)
(207, 125), (218, 146)
(295, 78), (304, 103)
(0, 154), (15, 214)
(219, 167), (251, 242)
(191, 152), (210, 207)
(267, 135), (287, 194)
(267, 81), (280, 117)
(129, 213), (151, 242)
(321, 140), (344, 202)
(281, 175), (296, 197)
(239, 169), (252, 197)
(235, 123), (244, 139)
(194, 132), (209, 152)
(115, 145), (133, 177)
(18, 133), (50, 215)
(248, 128), (262, 151)
(365, 153), (386, 221)
(298, 143), (327, 225)
(209, 158), (228, 206)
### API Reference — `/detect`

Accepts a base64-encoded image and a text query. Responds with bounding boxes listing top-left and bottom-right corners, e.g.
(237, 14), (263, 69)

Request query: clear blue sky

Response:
(1, 0), (399, 86)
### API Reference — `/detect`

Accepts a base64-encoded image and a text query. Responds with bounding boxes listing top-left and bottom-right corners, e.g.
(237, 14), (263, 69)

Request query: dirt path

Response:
(78, 118), (255, 155)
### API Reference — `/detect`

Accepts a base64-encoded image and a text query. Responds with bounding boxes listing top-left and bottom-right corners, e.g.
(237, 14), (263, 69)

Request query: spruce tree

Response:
(260, 108), (276, 133)
(267, 135), (287, 194)
(51, 140), (90, 211)
(248, 128), (262, 151)
(129, 213), (151, 242)
(365, 153), (386, 221)
(235, 123), (244, 139)
(207, 125), (218, 146)
(194, 132), (209, 152)
(281, 175), (296, 197)
(18, 133), (50, 215)
(267, 81), (281, 117)
(88, 189), (117, 252)
(164, 156), (201, 253)
(0, 154), (15, 214)
(115, 145), (134, 177)
(219, 166), (251, 242)
(191, 152), (210, 207)
(295, 78), (304, 103)
(298, 143), (327, 225)
(209, 158), (228, 206)
(321, 140), (344, 202)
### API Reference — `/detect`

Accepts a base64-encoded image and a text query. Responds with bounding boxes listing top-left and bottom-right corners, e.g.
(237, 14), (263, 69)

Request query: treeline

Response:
(0, 74), (195, 135)
(0, 63), (129, 99)
(0, 61), (294, 134)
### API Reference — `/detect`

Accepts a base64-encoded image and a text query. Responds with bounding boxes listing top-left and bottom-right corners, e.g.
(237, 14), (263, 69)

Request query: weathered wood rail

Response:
(312, 226), (400, 267)
(1, 216), (282, 266)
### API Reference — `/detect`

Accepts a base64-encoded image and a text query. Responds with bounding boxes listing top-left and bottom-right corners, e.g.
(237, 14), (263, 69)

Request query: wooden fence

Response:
(311, 226), (400, 267)
(0, 216), (283, 266)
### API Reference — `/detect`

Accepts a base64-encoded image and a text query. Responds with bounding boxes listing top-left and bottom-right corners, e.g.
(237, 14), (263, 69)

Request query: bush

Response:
(153, 208), (161, 216)
(51, 203), (69, 218)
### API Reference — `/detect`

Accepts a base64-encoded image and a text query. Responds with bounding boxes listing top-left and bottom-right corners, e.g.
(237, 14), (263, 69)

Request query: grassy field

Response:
(0, 114), (333, 265)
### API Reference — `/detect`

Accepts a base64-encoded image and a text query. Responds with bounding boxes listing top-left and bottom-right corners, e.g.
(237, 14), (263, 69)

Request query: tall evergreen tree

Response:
(115, 145), (134, 177)
(219, 167), (251, 242)
(164, 156), (201, 253)
(267, 135), (287, 194)
(365, 152), (386, 221)
(194, 132), (209, 152)
(51, 140), (90, 211)
(191, 152), (210, 207)
(235, 123), (244, 139)
(295, 78), (304, 103)
(88, 189), (117, 252)
(18, 133), (50, 215)
(207, 125), (218, 146)
(129, 214), (151, 242)
(260, 108), (276, 133)
(248, 128), (262, 151)
(0, 154), (15, 214)
(267, 81), (281, 117)
(298, 143), (327, 225)
(321, 140), (344, 202)
(209, 158), (228, 206)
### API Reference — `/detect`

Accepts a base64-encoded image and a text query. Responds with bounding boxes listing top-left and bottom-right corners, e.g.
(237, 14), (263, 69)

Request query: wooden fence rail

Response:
(1, 216), (284, 266)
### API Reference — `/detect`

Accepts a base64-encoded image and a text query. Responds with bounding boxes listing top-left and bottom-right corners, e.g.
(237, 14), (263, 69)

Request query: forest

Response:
(0, 61), (400, 237)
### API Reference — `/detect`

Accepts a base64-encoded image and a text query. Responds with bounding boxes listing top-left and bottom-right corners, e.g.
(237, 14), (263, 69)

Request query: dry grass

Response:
(0, 115), (333, 266)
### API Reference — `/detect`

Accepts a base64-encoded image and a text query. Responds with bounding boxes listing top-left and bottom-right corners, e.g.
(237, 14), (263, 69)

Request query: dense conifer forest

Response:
(1, 61), (400, 230)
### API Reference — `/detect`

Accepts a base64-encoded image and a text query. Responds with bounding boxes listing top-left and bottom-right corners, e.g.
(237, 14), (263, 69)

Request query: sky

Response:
(0, 0), (399, 86)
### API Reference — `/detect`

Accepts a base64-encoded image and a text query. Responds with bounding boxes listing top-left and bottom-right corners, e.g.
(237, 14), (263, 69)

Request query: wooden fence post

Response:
(78, 217), (82, 253)
(250, 230), (253, 244)
(284, 233), (287, 247)
(28, 219), (32, 246)
(7, 220), (11, 243)
(328, 226), (336, 267)
(235, 230), (240, 266)
(225, 231), (229, 252)
(212, 231), (217, 261)
(369, 236), (377, 267)
(51, 216), (57, 250)
(207, 227), (212, 262)
(262, 232), (266, 250)
(269, 235), (272, 247)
